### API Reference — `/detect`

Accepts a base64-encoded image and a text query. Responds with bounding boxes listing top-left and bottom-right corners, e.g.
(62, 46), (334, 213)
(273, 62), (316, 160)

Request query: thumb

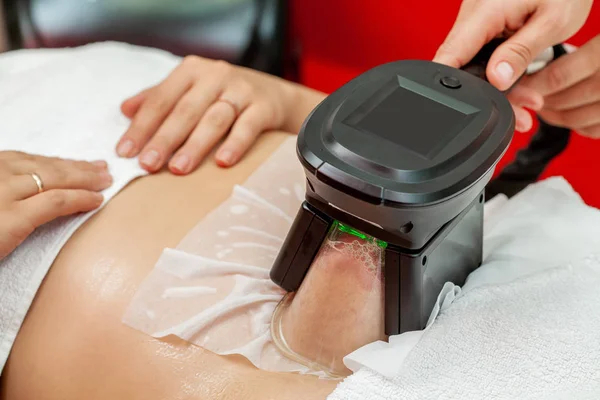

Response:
(487, 13), (558, 91)
(433, 3), (502, 68)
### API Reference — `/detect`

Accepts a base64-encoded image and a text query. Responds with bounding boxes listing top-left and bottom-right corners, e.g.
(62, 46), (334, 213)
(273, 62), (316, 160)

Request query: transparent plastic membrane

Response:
(123, 137), (387, 378)
(271, 221), (387, 377)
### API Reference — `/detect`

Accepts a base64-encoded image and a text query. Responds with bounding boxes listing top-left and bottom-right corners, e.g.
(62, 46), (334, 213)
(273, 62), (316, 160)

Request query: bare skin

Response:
(0, 131), (337, 400)
(276, 227), (386, 377)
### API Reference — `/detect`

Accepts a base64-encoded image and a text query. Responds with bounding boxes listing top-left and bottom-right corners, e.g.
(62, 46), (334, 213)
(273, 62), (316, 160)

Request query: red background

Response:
(289, 1), (600, 206)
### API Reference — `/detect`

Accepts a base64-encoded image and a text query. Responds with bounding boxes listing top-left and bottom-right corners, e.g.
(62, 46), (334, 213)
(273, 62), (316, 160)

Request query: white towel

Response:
(328, 178), (600, 400)
(0, 42), (181, 371)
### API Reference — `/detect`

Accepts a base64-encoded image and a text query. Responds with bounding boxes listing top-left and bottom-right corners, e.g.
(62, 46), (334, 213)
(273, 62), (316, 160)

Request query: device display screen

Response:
(344, 77), (479, 160)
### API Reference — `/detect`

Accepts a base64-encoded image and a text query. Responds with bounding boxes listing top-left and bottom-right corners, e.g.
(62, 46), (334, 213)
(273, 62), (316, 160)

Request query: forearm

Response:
(283, 81), (328, 134)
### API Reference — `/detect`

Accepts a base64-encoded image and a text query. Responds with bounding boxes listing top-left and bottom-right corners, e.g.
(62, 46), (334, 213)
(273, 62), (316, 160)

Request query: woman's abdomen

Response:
(0, 131), (335, 400)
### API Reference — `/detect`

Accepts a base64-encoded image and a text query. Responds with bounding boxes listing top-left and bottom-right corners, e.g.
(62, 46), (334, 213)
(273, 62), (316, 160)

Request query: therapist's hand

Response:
(116, 56), (298, 174)
(433, 0), (593, 131)
(510, 35), (600, 138)
(0, 152), (111, 260)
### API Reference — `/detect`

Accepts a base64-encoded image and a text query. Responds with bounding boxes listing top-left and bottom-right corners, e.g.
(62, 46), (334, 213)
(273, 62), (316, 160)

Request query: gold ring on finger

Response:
(216, 98), (241, 117)
(30, 173), (44, 194)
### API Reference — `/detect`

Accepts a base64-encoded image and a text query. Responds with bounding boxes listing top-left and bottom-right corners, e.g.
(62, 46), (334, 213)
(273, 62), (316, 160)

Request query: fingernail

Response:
(140, 150), (160, 170)
(99, 171), (113, 186)
(92, 192), (104, 204)
(217, 150), (235, 166)
(170, 154), (190, 173)
(516, 117), (532, 132)
(117, 139), (135, 157)
(92, 160), (108, 168)
(495, 62), (514, 87)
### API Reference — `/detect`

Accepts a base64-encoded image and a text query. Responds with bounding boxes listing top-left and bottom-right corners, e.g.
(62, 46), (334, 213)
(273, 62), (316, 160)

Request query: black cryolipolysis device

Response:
(270, 39), (570, 336)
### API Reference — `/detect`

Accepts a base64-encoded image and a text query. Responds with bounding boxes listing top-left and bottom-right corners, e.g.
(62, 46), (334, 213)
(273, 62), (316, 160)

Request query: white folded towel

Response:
(0, 42), (181, 371)
(329, 178), (600, 399)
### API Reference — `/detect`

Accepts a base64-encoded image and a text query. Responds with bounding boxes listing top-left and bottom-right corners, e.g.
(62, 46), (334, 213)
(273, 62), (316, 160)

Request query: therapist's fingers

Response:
(519, 35), (600, 97)
(507, 84), (545, 111)
(17, 189), (104, 229)
(579, 125), (600, 139)
(137, 82), (221, 172)
(0, 152), (111, 260)
(539, 102), (600, 132)
(543, 73), (600, 111)
(486, 12), (568, 91)
(120, 88), (152, 119)
(8, 157), (112, 199)
(116, 63), (196, 158)
(434, 0), (593, 91)
(433, 0), (532, 69)
(507, 84), (541, 131)
(1, 188), (105, 260)
(168, 101), (238, 174)
(513, 105), (534, 132)
(215, 104), (277, 167)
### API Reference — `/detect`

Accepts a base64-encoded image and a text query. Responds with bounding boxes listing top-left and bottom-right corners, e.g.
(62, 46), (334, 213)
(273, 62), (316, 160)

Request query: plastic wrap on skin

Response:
(123, 137), (334, 377)
(176, 136), (306, 262)
(271, 221), (387, 377)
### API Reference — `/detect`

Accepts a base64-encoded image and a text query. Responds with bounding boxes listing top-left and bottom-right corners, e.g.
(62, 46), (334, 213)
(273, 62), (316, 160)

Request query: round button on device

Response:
(440, 76), (461, 89)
